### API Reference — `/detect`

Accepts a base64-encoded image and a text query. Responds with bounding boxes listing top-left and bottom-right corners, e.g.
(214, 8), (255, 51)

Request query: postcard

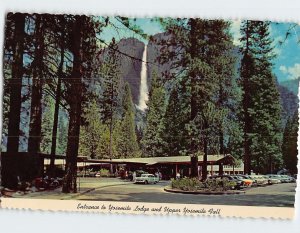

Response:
(0, 13), (298, 219)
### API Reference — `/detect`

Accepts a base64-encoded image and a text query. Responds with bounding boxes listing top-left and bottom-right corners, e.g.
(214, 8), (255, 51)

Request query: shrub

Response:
(99, 169), (110, 177)
(171, 177), (201, 191)
(171, 177), (236, 192)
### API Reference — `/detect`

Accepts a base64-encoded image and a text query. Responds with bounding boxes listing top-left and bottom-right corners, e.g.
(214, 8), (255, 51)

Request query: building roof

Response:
(86, 154), (235, 166)
(44, 154), (235, 167)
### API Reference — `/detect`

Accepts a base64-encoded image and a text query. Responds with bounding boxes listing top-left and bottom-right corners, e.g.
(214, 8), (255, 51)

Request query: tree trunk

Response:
(109, 85), (114, 173)
(219, 131), (224, 155)
(28, 15), (44, 156)
(62, 102), (81, 193)
(62, 16), (84, 193)
(242, 21), (252, 175)
(6, 13), (25, 153)
(202, 125), (208, 180)
(189, 18), (199, 178)
(50, 17), (65, 177)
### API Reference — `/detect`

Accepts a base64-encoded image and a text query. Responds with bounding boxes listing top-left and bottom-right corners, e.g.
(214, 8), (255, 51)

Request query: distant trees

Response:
(282, 111), (298, 175)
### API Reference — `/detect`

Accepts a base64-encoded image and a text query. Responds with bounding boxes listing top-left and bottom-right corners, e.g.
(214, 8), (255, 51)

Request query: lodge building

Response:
(44, 154), (244, 179)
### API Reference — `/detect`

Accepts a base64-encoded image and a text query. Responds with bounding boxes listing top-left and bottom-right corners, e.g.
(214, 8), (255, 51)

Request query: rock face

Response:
(117, 38), (145, 105)
(116, 33), (174, 105)
(278, 84), (299, 124)
(279, 77), (300, 96)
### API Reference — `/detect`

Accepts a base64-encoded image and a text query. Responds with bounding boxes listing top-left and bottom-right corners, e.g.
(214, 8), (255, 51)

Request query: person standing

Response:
(176, 172), (181, 180)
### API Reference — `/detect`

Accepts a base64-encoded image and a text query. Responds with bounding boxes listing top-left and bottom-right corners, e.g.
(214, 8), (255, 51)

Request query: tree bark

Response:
(109, 83), (114, 173)
(189, 18), (199, 178)
(242, 21), (252, 175)
(202, 131), (208, 180)
(62, 16), (84, 193)
(50, 16), (65, 177)
(6, 13), (25, 153)
(28, 15), (44, 157)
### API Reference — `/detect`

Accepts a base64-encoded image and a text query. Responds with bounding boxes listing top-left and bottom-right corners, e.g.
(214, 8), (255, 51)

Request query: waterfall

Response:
(137, 44), (149, 111)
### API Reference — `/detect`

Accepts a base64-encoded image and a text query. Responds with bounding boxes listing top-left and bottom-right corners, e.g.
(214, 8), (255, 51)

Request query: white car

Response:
(135, 174), (159, 184)
(249, 175), (268, 186)
(264, 175), (281, 184)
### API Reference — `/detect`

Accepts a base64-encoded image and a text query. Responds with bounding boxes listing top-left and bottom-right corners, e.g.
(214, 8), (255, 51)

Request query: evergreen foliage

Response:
(141, 74), (166, 157)
(117, 83), (140, 158)
(282, 111), (298, 175)
(161, 80), (190, 156)
(239, 20), (283, 174)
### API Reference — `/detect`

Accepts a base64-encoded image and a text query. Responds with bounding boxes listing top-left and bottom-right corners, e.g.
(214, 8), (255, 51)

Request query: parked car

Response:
(264, 175), (281, 185)
(266, 174), (293, 183)
(239, 175), (258, 186)
(280, 175), (296, 183)
(233, 175), (253, 187)
(135, 174), (159, 184)
(249, 175), (268, 186)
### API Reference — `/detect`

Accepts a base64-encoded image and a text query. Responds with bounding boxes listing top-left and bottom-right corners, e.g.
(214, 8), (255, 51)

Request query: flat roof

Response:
(43, 154), (235, 166)
(86, 154), (234, 166)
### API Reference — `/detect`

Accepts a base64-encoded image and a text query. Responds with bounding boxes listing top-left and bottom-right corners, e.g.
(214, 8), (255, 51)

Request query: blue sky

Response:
(100, 18), (300, 83)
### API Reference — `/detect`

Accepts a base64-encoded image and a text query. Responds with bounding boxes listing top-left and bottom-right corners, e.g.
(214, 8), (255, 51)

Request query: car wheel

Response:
(145, 180), (148, 184)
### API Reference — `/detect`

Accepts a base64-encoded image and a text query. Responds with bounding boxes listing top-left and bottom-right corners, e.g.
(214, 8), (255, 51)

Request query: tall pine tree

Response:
(117, 83), (140, 158)
(141, 75), (166, 157)
(240, 20), (283, 174)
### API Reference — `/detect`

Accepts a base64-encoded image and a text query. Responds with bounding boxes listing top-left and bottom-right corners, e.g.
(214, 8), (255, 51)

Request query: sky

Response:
(100, 18), (300, 83)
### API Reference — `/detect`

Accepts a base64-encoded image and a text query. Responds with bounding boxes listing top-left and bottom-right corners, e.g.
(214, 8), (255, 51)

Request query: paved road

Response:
(75, 179), (296, 207)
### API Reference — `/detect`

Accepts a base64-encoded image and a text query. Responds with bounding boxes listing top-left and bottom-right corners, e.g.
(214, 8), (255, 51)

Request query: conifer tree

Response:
(62, 15), (97, 193)
(28, 14), (46, 156)
(6, 13), (26, 153)
(158, 19), (238, 179)
(79, 100), (104, 159)
(141, 75), (166, 157)
(117, 83), (140, 158)
(240, 20), (283, 174)
(161, 80), (190, 156)
(100, 39), (121, 167)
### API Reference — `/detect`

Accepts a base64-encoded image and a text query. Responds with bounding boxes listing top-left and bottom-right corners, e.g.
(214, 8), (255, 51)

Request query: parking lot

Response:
(74, 178), (296, 207)
(10, 177), (296, 207)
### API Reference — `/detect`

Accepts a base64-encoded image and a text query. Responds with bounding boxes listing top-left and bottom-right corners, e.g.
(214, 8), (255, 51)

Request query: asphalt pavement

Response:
(8, 177), (296, 207)
(75, 178), (296, 207)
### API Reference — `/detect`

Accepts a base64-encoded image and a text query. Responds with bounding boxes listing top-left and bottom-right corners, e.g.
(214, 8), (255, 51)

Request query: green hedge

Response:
(171, 177), (236, 191)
